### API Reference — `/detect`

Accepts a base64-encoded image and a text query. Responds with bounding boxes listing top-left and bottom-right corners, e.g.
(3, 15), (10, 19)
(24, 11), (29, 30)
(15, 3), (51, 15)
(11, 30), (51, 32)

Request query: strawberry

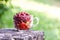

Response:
(13, 12), (31, 30)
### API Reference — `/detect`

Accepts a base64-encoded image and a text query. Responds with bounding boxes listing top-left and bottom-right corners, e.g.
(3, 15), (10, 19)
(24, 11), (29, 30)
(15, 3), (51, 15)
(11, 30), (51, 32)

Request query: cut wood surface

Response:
(0, 29), (44, 40)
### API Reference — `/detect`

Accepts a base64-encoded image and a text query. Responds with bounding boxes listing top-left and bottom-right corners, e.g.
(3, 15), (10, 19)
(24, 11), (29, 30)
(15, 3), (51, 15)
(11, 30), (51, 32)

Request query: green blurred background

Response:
(0, 0), (60, 40)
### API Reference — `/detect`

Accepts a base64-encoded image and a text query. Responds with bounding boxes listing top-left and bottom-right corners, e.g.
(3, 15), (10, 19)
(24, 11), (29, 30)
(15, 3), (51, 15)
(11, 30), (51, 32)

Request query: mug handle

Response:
(33, 17), (39, 27)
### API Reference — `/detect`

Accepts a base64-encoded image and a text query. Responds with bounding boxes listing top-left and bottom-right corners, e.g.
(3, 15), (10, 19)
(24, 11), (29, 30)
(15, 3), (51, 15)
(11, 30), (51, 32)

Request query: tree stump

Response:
(0, 29), (44, 40)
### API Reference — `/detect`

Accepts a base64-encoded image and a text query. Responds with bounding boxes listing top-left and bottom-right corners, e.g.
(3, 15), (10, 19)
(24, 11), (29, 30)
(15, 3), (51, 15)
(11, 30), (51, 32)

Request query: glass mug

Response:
(13, 14), (39, 30)
(16, 15), (39, 30)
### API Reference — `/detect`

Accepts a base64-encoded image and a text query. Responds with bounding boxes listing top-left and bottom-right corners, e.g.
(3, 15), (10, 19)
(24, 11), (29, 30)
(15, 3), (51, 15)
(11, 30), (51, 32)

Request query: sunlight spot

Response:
(11, 0), (60, 20)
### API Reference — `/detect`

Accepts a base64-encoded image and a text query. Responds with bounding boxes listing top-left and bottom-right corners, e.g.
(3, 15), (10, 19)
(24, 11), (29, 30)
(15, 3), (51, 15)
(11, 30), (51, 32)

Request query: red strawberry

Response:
(13, 12), (31, 30)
